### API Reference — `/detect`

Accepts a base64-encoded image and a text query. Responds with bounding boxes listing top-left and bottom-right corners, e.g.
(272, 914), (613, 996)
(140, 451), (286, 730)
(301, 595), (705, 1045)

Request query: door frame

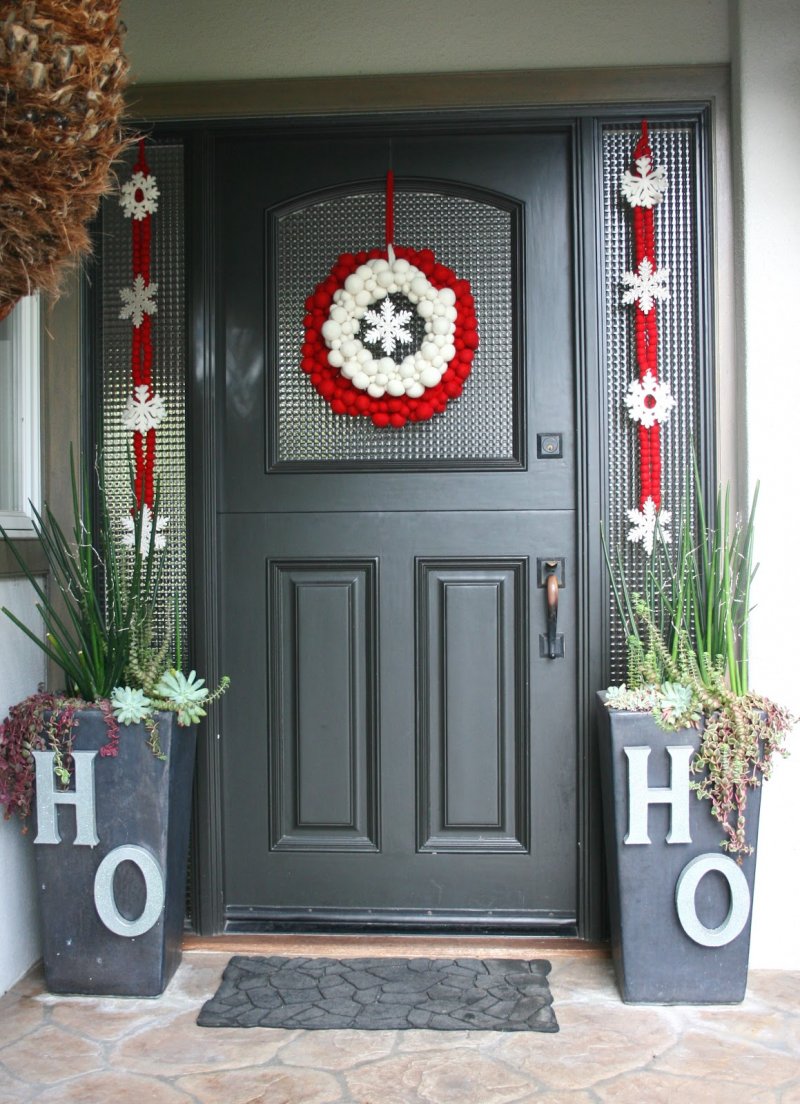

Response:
(120, 75), (724, 939)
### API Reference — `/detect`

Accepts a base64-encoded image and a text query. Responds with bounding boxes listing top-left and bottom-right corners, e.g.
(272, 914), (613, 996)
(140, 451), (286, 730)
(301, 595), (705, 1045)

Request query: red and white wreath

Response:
(301, 173), (478, 428)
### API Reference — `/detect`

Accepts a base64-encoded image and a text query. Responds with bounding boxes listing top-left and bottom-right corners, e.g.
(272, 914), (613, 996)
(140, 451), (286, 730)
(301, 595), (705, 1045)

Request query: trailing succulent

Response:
(602, 468), (794, 856)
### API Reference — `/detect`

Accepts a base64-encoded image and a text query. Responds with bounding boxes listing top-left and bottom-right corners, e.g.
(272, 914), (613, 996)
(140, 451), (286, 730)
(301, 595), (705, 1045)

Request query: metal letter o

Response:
(93, 845), (165, 938)
(675, 853), (751, 948)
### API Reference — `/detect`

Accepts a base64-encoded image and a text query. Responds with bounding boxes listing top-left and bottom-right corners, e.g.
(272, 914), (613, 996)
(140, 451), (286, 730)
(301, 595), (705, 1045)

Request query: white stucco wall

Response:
(0, 579), (45, 995)
(113, 0), (799, 968)
(733, 0), (800, 970)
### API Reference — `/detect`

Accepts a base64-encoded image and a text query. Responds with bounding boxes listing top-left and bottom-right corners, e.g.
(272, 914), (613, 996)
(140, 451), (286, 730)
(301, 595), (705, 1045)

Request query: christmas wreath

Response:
(301, 173), (478, 428)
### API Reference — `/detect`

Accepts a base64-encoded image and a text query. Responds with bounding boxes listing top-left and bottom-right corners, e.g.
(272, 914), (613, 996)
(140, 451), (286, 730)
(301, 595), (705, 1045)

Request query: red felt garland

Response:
(129, 139), (156, 509)
(630, 120), (661, 513)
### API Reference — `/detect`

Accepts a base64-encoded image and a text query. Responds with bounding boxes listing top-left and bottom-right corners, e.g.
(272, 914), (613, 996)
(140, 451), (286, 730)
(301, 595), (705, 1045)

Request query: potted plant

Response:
(0, 451), (228, 996)
(597, 470), (793, 1004)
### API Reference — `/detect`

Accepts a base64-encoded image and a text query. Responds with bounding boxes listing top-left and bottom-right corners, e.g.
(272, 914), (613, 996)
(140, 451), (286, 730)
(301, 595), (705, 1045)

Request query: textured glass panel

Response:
(602, 123), (699, 680)
(274, 189), (516, 465)
(99, 142), (187, 647)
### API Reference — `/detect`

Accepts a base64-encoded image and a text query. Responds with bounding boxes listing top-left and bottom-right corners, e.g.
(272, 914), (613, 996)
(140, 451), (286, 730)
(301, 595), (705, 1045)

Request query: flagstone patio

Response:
(0, 943), (798, 1102)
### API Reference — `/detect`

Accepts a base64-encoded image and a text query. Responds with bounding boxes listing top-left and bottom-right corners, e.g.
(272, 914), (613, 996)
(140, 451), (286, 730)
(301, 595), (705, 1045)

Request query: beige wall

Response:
(733, 0), (800, 971)
(121, 0), (730, 83)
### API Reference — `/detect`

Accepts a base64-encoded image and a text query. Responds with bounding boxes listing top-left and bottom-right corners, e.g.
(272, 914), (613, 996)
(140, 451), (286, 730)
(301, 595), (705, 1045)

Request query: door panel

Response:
(217, 127), (579, 930)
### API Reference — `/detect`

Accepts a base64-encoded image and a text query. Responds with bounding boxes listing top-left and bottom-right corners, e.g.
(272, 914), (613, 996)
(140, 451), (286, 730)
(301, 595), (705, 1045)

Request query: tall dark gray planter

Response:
(33, 709), (195, 996)
(596, 693), (760, 1004)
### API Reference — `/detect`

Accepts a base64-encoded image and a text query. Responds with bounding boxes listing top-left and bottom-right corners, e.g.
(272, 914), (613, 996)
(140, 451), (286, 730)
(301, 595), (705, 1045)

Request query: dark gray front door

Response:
(217, 127), (578, 931)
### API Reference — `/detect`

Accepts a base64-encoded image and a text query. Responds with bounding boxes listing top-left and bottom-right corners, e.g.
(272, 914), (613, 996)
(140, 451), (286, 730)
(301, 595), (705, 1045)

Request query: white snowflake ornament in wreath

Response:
(624, 372), (675, 428)
(119, 171), (160, 221)
(119, 274), (158, 328)
(322, 248), (458, 400)
(122, 384), (167, 435)
(362, 299), (413, 355)
(627, 497), (671, 556)
(621, 258), (669, 315)
(621, 156), (668, 209)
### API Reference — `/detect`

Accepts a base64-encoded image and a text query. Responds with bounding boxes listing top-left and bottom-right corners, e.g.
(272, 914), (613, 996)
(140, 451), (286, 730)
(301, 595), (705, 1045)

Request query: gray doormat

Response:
(197, 955), (558, 1032)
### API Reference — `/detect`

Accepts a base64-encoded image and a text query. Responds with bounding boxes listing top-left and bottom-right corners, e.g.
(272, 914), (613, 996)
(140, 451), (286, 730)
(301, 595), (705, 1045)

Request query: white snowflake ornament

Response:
(119, 274), (158, 328)
(627, 497), (671, 556)
(621, 258), (669, 315)
(119, 171), (160, 220)
(362, 298), (413, 356)
(122, 385), (166, 435)
(624, 372), (675, 428)
(121, 505), (169, 557)
(621, 156), (668, 208)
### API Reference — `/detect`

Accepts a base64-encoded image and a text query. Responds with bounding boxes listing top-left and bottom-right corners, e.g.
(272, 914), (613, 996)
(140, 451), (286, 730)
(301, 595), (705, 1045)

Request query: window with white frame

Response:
(0, 296), (40, 536)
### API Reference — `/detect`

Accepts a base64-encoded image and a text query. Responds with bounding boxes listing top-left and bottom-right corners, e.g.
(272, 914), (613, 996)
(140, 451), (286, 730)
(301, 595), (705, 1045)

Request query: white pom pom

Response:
(438, 287), (456, 307)
(420, 367), (441, 388)
(421, 342), (438, 362)
(355, 290), (372, 307)
(418, 300), (434, 319)
(344, 274), (363, 294)
(328, 350), (344, 368)
(411, 276), (429, 297)
(353, 371), (370, 390)
(407, 382), (425, 398)
(387, 379), (405, 396)
(341, 339), (358, 358)
(367, 382), (386, 398)
(321, 319), (341, 341)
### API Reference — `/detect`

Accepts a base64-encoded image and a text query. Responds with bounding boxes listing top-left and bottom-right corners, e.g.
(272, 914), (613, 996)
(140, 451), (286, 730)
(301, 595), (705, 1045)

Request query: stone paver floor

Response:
(0, 948), (798, 1102)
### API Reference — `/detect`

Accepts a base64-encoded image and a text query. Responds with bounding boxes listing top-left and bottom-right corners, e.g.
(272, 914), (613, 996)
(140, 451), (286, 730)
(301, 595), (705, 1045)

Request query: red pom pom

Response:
(331, 399), (347, 414)
(355, 394), (371, 412)
(372, 412), (390, 428)
(389, 413), (407, 428)
(463, 330), (479, 350)
(319, 379), (336, 399)
(417, 402), (434, 420)
(445, 380), (462, 398)
(301, 358), (315, 374)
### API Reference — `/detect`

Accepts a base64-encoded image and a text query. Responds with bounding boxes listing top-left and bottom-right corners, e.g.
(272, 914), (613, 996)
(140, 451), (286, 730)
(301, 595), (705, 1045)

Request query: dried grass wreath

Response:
(0, 1), (132, 321)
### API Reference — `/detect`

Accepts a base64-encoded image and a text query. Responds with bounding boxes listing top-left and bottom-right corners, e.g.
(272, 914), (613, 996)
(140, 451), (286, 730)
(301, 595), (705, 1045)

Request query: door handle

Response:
(545, 570), (560, 659)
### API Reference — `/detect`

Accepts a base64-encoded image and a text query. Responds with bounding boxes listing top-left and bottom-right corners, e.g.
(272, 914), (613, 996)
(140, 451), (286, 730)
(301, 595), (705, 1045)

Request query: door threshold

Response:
(183, 933), (609, 959)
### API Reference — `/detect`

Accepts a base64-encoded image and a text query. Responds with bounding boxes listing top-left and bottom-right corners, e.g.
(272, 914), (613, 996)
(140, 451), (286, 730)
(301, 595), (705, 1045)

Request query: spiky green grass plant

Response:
(602, 461), (793, 854)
